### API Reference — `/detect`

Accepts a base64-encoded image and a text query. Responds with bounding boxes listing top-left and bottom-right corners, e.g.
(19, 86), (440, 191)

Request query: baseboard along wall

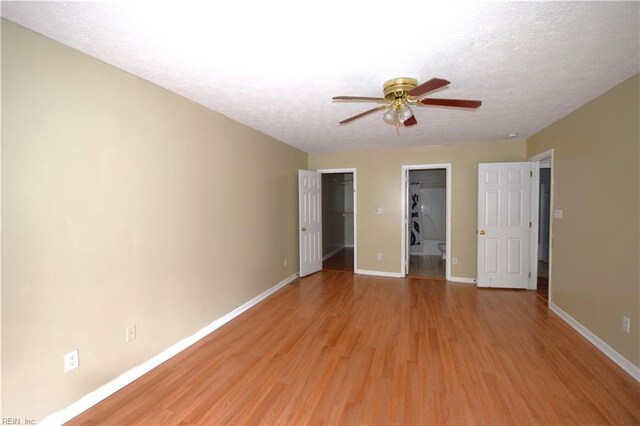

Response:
(40, 273), (300, 425)
(322, 246), (345, 261)
(550, 302), (640, 382)
(355, 269), (403, 278)
(448, 276), (477, 284)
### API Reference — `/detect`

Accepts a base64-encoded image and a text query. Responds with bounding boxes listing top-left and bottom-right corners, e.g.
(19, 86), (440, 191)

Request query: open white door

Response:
(477, 163), (533, 288)
(298, 170), (322, 277)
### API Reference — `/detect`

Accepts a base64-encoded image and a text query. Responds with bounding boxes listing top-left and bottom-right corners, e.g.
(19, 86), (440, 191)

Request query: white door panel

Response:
(299, 170), (322, 277)
(477, 163), (532, 288)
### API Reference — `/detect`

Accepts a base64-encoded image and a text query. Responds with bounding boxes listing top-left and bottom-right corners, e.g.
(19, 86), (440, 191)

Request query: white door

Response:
(477, 163), (532, 288)
(298, 170), (322, 277)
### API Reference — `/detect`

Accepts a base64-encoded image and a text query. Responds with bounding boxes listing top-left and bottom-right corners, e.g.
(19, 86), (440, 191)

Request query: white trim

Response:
(550, 303), (640, 382)
(401, 164), (452, 281)
(529, 149), (554, 305)
(449, 276), (477, 284)
(355, 269), (403, 278)
(40, 273), (299, 425)
(317, 168), (357, 272)
(322, 246), (344, 261)
(529, 150), (555, 163)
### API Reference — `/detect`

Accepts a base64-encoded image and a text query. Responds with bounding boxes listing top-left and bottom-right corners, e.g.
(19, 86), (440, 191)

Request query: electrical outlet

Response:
(64, 349), (79, 372)
(623, 316), (630, 333)
(284, 258), (287, 267)
(376, 253), (382, 260)
(452, 257), (458, 265)
(126, 325), (137, 342)
(377, 207), (383, 215)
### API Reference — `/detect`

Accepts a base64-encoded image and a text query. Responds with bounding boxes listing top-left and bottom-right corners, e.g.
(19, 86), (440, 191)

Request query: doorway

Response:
(536, 161), (552, 301)
(402, 165), (451, 280)
(319, 170), (356, 272)
(529, 150), (554, 303)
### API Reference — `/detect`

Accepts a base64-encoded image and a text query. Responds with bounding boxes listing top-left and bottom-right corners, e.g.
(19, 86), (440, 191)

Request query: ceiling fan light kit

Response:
(382, 107), (398, 125)
(333, 77), (482, 132)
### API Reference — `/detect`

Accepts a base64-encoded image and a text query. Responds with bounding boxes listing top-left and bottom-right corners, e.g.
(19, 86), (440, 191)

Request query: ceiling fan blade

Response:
(333, 96), (387, 103)
(403, 115), (417, 127)
(339, 105), (388, 125)
(418, 98), (482, 108)
(407, 78), (450, 97)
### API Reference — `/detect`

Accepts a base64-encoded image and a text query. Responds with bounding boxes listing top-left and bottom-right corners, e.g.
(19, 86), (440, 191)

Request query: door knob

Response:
(299, 227), (307, 232)
(479, 230), (485, 235)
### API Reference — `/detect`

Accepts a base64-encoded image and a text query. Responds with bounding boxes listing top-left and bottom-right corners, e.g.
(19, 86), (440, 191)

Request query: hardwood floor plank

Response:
(69, 272), (640, 425)
(322, 247), (354, 272)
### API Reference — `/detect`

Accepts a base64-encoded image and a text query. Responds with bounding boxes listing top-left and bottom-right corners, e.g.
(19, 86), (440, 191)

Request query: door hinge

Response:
(529, 221), (532, 228)
(530, 171), (533, 177)
(528, 272), (531, 278)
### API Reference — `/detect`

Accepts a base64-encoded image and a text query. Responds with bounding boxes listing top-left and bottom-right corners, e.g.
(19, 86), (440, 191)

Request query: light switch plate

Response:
(553, 209), (563, 219)
(126, 325), (137, 342)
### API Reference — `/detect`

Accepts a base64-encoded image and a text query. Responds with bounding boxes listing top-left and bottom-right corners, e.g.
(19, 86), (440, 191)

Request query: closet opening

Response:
(402, 165), (451, 281)
(320, 171), (355, 272)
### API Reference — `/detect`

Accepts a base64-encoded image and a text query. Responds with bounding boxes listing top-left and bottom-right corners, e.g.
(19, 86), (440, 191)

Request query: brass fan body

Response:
(383, 77), (418, 104)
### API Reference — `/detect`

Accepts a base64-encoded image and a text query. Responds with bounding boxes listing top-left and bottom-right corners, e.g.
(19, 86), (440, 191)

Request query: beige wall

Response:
(527, 73), (640, 367)
(309, 140), (527, 277)
(1, 20), (307, 419)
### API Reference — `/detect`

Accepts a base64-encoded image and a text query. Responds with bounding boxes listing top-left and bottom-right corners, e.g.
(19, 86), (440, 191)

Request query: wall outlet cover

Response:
(64, 349), (79, 372)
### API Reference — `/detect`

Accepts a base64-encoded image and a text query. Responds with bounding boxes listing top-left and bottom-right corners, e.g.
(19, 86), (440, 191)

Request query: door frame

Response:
(529, 149), (554, 303)
(317, 168), (358, 272)
(400, 164), (452, 280)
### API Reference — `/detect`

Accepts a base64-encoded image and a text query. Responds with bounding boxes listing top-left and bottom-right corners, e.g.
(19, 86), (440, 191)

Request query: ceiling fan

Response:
(333, 77), (482, 130)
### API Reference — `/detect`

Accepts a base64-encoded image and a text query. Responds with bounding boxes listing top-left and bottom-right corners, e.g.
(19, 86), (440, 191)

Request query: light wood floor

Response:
(537, 260), (549, 302)
(70, 272), (640, 425)
(408, 254), (445, 280)
(323, 247), (354, 272)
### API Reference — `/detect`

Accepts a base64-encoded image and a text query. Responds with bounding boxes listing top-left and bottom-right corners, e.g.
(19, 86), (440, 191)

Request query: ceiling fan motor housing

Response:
(383, 77), (418, 103)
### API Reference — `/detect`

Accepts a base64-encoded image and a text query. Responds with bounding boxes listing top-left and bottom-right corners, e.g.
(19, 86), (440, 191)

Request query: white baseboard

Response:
(322, 246), (344, 261)
(549, 302), (640, 382)
(40, 273), (299, 425)
(449, 276), (477, 284)
(355, 269), (403, 278)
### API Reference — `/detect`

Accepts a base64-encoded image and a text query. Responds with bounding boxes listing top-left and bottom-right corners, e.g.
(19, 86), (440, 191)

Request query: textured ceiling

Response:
(2, 1), (639, 153)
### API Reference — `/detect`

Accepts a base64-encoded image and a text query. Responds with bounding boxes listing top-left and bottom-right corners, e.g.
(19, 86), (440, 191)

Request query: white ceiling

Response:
(2, 1), (639, 153)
